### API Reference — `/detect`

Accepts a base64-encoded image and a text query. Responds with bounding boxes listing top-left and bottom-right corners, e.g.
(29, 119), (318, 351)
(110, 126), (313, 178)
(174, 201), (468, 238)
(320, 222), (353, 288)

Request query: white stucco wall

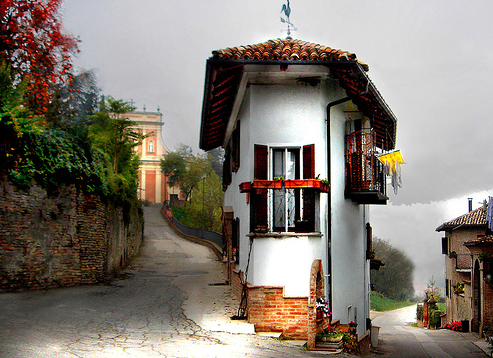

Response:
(223, 73), (371, 332)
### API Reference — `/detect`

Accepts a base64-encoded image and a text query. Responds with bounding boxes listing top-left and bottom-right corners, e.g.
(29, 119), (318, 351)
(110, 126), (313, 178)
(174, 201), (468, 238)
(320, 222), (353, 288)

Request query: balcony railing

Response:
(345, 130), (388, 205)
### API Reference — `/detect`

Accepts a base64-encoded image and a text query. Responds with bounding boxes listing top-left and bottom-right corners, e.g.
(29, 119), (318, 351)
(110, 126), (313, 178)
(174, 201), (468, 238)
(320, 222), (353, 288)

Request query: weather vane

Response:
(280, 0), (297, 37)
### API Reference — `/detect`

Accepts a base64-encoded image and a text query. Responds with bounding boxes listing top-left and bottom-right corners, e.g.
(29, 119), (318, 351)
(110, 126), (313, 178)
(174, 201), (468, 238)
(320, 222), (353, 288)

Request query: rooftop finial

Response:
(280, 0), (297, 37)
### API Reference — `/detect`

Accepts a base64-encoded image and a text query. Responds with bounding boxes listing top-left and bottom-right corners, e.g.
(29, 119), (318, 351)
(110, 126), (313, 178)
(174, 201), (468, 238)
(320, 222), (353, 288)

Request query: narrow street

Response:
(370, 305), (489, 357)
(0, 206), (329, 358)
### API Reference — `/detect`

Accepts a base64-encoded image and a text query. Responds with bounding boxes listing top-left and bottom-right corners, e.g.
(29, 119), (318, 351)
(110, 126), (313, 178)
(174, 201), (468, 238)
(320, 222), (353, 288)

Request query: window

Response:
(251, 144), (316, 233)
(222, 123), (240, 189)
(272, 148), (300, 231)
(441, 237), (448, 255)
(232, 218), (240, 263)
(148, 140), (154, 153)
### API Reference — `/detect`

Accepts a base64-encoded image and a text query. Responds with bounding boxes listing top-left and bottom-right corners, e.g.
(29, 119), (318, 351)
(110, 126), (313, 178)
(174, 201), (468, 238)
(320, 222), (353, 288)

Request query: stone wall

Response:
(0, 180), (143, 292)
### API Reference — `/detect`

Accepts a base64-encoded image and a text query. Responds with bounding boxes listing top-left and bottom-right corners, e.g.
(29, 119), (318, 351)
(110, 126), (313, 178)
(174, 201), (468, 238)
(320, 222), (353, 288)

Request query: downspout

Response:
(326, 96), (351, 314)
(326, 82), (369, 323)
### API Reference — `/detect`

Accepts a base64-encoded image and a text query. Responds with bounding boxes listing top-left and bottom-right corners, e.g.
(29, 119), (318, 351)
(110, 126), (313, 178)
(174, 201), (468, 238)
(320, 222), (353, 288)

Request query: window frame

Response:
(251, 144), (316, 233)
(269, 146), (301, 232)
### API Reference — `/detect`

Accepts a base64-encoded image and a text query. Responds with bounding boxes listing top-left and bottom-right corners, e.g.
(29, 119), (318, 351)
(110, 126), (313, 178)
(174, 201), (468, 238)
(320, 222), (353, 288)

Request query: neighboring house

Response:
(436, 199), (493, 334)
(199, 37), (400, 345)
(127, 111), (179, 204)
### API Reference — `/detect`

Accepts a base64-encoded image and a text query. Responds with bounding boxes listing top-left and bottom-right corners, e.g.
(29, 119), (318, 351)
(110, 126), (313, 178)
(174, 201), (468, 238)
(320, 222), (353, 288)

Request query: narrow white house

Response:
(199, 38), (399, 343)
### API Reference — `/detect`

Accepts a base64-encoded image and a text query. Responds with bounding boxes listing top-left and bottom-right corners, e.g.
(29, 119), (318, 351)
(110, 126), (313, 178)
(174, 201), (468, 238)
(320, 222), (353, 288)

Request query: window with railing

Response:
(345, 130), (387, 204)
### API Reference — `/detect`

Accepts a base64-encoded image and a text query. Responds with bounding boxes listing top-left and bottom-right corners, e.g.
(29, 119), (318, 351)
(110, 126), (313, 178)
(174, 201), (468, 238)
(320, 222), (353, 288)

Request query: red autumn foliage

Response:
(0, 0), (79, 114)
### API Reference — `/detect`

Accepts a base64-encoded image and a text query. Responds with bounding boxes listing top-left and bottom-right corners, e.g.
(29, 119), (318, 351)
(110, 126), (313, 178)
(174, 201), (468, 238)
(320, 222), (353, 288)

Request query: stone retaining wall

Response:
(0, 180), (143, 292)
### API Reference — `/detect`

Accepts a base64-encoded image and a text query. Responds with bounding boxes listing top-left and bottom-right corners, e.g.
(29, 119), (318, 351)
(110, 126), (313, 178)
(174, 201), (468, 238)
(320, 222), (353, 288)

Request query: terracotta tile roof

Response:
(200, 38), (397, 152)
(436, 206), (487, 231)
(464, 234), (493, 246)
(211, 38), (369, 71)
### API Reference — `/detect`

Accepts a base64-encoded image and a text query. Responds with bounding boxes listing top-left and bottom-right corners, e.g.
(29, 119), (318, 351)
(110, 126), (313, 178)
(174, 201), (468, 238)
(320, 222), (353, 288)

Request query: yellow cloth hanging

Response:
(377, 150), (405, 175)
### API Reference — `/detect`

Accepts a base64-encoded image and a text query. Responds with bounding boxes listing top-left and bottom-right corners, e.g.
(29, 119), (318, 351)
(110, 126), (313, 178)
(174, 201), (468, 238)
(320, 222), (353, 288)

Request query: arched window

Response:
(148, 140), (154, 153)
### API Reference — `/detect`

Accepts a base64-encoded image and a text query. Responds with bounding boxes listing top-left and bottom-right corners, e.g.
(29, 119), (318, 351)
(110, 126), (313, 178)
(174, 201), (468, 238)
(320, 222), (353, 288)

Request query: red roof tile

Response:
(464, 234), (493, 246)
(200, 38), (397, 151)
(436, 206), (487, 231)
(211, 38), (369, 71)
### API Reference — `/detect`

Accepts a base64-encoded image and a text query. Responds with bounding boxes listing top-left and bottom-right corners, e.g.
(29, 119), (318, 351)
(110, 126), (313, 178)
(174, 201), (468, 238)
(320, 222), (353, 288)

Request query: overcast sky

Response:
(61, 0), (493, 295)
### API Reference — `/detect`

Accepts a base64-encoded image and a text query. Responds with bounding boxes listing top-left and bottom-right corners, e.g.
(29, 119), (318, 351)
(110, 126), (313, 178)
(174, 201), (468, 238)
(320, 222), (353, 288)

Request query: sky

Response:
(61, 0), (493, 295)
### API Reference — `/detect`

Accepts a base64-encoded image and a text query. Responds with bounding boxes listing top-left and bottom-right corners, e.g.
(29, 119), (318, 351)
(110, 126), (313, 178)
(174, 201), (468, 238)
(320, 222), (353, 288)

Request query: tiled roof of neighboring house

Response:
(436, 206), (487, 231)
(464, 234), (493, 246)
(211, 38), (370, 71)
(200, 38), (397, 152)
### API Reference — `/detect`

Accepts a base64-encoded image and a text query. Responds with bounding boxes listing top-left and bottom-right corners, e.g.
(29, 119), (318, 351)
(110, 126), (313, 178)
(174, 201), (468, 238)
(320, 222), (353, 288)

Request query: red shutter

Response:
(302, 144), (315, 231)
(223, 147), (232, 189)
(253, 145), (268, 231)
(303, 144), (315, 179)
(254, 144), (268, 180)
(232, 125), (240, 172)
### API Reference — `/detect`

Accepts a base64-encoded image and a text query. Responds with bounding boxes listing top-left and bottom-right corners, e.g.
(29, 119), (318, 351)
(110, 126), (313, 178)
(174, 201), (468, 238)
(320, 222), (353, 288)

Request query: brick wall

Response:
(230, 259), (326, 341)
(247, 285), (309, 340)
(0, 180), (143, 292)
(484, 282), (493, 329)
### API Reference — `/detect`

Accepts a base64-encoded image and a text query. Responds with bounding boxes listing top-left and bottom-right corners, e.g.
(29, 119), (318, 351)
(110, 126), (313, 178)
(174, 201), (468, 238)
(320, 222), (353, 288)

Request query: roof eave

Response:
(199, 59), (398, 151)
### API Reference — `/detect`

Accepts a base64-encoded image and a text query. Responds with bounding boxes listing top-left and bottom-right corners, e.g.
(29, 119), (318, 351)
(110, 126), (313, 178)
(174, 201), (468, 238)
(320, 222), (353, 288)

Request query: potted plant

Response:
(316, 297), (331, 320)
(454, 282), (464, 294)
(316, 327), (345, 342)
(349, 321), (357, 334)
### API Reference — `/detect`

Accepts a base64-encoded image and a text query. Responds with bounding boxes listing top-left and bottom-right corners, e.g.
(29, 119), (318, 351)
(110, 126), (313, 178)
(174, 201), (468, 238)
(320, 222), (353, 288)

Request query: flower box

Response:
(239, 179), (329, 193)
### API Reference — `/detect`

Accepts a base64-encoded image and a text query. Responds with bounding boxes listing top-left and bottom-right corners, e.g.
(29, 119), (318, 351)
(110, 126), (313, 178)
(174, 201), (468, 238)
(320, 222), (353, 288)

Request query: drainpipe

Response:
(326, 81), (370, 323)
(326, 96), (351, 314)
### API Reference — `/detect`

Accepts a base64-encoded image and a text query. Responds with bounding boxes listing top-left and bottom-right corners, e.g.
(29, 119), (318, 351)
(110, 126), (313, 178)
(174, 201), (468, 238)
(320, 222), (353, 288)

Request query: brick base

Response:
(248, 285), (309, 340)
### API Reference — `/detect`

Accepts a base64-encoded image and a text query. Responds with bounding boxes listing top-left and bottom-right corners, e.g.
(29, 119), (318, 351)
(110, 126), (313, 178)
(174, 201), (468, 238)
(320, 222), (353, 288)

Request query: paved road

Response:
(370, 304), (489, 358)
(0, 206), (334, 358)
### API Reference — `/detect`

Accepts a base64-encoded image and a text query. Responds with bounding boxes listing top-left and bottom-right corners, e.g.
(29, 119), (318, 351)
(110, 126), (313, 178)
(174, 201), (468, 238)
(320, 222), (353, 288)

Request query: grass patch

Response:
(436, 302), (446, 313)
(170, 205), (191, 225)
(371, 291), (415, 312)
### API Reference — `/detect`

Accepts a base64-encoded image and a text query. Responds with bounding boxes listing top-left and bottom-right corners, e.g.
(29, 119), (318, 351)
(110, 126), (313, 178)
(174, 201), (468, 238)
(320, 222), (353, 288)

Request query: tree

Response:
(185, 171), (224, 232)
(207, 147), (225, 180)
(424, 276), (441, 302)
(45, 69), (100, 128)
(0, 62), (41, 175)
(160, 144), (212, 201)
(88, 96), (147, 203)
(161, 151), (186, 187)
(371, 238), (415, 301)
(180, 155), (212, 201)
(0, 0), (79, 113)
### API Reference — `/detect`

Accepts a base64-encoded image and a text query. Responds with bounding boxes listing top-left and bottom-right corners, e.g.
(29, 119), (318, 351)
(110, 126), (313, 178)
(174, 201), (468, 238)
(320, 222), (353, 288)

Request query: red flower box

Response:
(239, 179), (329, 193)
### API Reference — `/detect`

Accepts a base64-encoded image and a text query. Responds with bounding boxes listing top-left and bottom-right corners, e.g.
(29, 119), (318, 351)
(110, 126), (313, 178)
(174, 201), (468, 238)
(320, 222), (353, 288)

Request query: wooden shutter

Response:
(254, 144), (268, 180)
(232, 218), (240, 263)
(303, 144), (315, 179)
(223, 147), (231, 189)
(302, 144), (315, 231)
(252, 144), (268, 231)
(441, 237), (448, 255)
(232, 124), (240, 172)
(366, 223), (373, 259)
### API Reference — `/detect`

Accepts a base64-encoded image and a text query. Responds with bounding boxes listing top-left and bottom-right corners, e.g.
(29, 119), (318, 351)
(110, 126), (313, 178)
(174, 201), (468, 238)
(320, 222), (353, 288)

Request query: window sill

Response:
(248, 232), (322, 239)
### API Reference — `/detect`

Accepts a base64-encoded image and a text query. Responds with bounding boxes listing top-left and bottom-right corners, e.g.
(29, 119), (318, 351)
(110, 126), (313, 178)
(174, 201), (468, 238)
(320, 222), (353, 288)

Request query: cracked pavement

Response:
(0, 206), (336, 357)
